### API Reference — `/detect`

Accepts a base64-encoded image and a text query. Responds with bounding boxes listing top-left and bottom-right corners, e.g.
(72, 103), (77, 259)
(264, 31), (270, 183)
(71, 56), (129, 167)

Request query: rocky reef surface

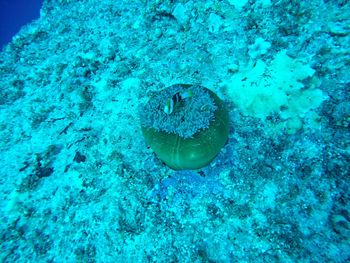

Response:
(0, 0), (349, 262)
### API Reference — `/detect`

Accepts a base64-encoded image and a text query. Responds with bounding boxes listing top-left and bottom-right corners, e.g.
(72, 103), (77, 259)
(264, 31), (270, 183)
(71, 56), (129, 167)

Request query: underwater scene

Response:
(0, 0), (43, 48)
(0, 0), (349, 262)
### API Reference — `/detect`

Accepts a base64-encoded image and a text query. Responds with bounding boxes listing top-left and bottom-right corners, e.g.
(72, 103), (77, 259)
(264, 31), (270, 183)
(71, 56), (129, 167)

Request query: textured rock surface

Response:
(0, 0), (349, 262)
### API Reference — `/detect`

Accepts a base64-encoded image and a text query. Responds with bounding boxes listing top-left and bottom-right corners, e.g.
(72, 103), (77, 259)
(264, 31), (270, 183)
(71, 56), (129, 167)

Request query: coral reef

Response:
(0, 0), (349, 262)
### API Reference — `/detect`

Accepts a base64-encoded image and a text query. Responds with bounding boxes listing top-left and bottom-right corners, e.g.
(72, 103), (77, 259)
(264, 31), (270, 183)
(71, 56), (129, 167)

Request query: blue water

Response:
(0, 0), (43, 48)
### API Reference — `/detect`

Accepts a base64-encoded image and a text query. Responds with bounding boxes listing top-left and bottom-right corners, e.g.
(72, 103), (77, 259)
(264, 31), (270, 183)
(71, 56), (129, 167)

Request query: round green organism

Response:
(140, 84), (229, 170)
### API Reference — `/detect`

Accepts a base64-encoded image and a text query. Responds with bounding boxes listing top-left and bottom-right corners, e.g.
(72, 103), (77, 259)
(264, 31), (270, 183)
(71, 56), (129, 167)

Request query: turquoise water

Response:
(0, 0), (349, 262)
